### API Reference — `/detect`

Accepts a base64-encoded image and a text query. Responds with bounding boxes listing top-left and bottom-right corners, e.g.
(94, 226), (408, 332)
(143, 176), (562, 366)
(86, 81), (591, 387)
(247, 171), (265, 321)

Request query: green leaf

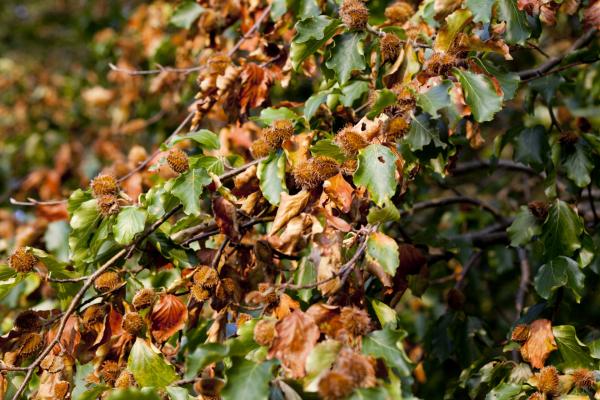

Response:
(106, 388), (161, 400)
(170, 1), (204, 29)
(169, 129), (219, 150)
(534, 256), (585, 302)
(291, 0), (321, 18)
(304, 340), (342, 391)
(340, 80), (369, 107)
(363, 325), (412, 376)
(44, 220), (70, 261)
(416, 80), (452, 118)
(0, 265), (16, 281)
(254, 107), (299, 125)
(367, 200), (401, 224)
(514, 126), (548, 169)
(291, 17), (341, 70)
(507, 206), (542, 246)
(541, 199), (584, 259)
(169, 168), (211, 215)
(371, 299), (398, 328)
(366, 89), (397, 119)
(190, 155), (225, 175)
(551, 325), (596, 369)
(165, 386), (193, 400)
(453, 69), (503, 123)
(310, 139), (346, 162)
(184, 343), (229, 379)
(128, 338), (178, 388)
(325, 32), (366, 84)
(563, 142), (592, 188)
(0, 274), (22, 300)
(497, 0), (531, 44)
(221, 358), (274, 400)
(405, 114), (447, 151)
(304, 90), (332, 120)
(484, 382), (522, 400)
(435, 9), (473, 52)
(294, 257), (317, 303)
(366, 232), (400, 276)
(354, 144), (398, 207)
(466, 0), (496, 23)
(474, 59), (520, 100)
(349, 387), (390, 400)
(113, 207), (147, 245)
(257, 152), (287, 206)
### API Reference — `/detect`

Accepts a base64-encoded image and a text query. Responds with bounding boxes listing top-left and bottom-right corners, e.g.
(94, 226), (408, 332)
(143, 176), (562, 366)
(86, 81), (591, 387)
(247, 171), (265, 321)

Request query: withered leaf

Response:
(269, 190), (311, 235)
(323, 173), (353, 214)
(268, 310), (320, 378)
(213, 197), (240, 242)
(150, 294), (188, 343)
(520, 319), (557, 369)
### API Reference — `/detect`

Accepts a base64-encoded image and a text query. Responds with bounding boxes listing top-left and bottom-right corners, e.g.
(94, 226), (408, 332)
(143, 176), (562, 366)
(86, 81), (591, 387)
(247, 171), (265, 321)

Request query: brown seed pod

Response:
(340, 0), (369, 30)
(572, 368), (595, 388)
(385, 1), (414, 23)
(341, 158), (358, 175)
(100, 360), (121, 385)
(424, 52), (457, 76)
(559, 131), (579, 145)
(293, 156), (341, 190)
(97, 194), (120, 217)
(335, 349), (376, 388)
(446, 288), (465, 310)
(191, 285), (211, 302)
(381, 33), (402, 62)
(115, 371), (136, 389)
(393, 85), (417, 114)
(206, 53), (231, 76)
(340, 306), (372, 337)
(250, 138), (273, 158)
(122, 312), (145, 336)
(528, 200), (549, 220)
(193, 266), (220, 289)
(82, 304), (106, 327)
(318, 371), (355, 400)
(18, 332), (44, 358)
(14, 310), (42, 331)
(253, 319), (276, 347)
(90, 173), (118, 197)
(8, 247), (37, 273)
(220, 278), (237, 298)
(385, 116), (410, 140)
(263, 120), (294, 148)
(94, 271), (122, 293)
(132, 288), (157, 310)
(528, 392), (543, 400)
(536, 366), (560, 395)
(511, 324), (530, 342)
(167, 148), (189, 174)
(335, 127), (369, 157)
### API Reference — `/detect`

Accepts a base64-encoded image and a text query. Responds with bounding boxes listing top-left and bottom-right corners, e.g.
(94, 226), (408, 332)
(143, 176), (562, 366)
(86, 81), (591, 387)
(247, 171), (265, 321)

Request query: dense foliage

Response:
(1, 0), (600, 399)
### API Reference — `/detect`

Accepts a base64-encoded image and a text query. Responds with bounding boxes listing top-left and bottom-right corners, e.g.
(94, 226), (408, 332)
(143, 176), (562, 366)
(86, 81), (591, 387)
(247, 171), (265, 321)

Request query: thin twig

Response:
(451, 159), (540, 177)
(212, 238), (230, 270)
(10, 197), (67, 206)
(109, 63), (205, 76)
(454, 251), (482, 290)
(402, 196), (505, 222)
(219, 158), (264, 181)
(515, 247), (530, 318)
(182, 216), (273, 246)
(227, 5), (272, 57)
(588, 185), (599, 226)
(47, 276), (87, 283)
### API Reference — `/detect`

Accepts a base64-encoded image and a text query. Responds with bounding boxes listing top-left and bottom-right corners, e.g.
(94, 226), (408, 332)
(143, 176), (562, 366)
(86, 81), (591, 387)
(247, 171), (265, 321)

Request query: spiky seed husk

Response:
(318, 371), (355, 400)
(341, 158), (358, 175)
(253, 319), (276, 346)
(293, 156), (340, 190)
(167, 148), (189, 174)
(90, 173), (118, 197)
(340, 306), (372, 337)
(385, 1), (414, 23)
(393, 85), (417, 114)
(250, 138), (273, 158)
(14, 310), (42, 331)
(424, 52), (457, 76)
(191, 285), (211, 302)
(559, 131), (579, 145)
(572, 368), (595, 388)
(100, 360), (121, 384)
(511, 324), (530, 342)
(220, 278), (236, 297)
(132, 288), (157, 310)
(193, 266), (220, 289)
(335, 349), (376, 388)
(82, 304), (105, 327)
(446, 288), (465, 310)
(8, 247), (37, 273)
(97, 194), (120, 217)
(381, 33), (402, 62)
(385, 116), (410, 140)
(115, 371), (136, 389)
(528, 392), (544, 400)
(339, 0), (369, 30)
(94, 271), (122, 293)
(335, 127), (369, 157)
(18, 332), (44, 357)
(122, 312), (145, 336)
(263, 120), (294, 148)
(536, 366), (560, 394)
(206, 53), (231, 76)
(528, 201), (549, 220)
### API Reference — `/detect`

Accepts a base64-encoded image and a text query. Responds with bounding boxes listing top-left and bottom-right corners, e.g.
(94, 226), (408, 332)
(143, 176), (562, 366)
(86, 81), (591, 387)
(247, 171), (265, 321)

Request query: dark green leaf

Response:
(363, 325), (412, 376)
(169, 168), (211, 215)
(534, 256), (585, 302)
(514, 126), (548, 169)
(257, 152), (287, 206)
(416, 81), (452, 118)
(466, 0), (496, 23)
(563, 142), (592, 188)
(366, 89), (397, 119)
(325, 32), (366, 84)
(405, 114), (446, 151)
(541, 199), (583, 259)
(169, 129), (219, 150)
(113, 207), (147, 245)
(453, 69), (503, 123)
(551, 325), (596, 369)
(340, 80), (369, 107)
(354, 144), (398, 207)
(497, 0), (531, 44)
(507, 206), (541, 246)
(221, 358), (275, 400)
(291, 17), (341, 70)
(310, 139), (346, 162)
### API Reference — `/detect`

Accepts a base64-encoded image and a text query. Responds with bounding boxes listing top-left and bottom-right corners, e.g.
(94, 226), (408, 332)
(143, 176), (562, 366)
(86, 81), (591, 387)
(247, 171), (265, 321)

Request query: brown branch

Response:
(227, 5), (272, 57)
(451, 159), (540, 177)
(403, 196), (505, 222)
(10, 197), (67, 206)
(454, 251), (482, 290)
(109, 63), (205, 76)
(515, 247), (530, 319)
(181, 216), (273, 246)
(518, 28), (597, 80)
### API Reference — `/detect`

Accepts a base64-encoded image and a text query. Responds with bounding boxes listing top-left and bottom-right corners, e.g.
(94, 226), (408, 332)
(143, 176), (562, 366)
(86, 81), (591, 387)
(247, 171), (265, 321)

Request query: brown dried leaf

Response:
(316, 229), (343, 295)
(584, 0), (600, 28)
(268, 310), (320, 378)
(239, 63), (272, 114)
(323, 173), (354, 213)
(213, 197), (240, 241)
(150, 294), (188, 343)
(269, 190), (311, 235)
(520, 319), (557, 369)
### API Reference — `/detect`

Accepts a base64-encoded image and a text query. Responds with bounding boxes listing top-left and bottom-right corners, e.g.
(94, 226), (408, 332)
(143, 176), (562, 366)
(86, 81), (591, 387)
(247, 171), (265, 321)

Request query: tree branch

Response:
(403, 196), (505, 222)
